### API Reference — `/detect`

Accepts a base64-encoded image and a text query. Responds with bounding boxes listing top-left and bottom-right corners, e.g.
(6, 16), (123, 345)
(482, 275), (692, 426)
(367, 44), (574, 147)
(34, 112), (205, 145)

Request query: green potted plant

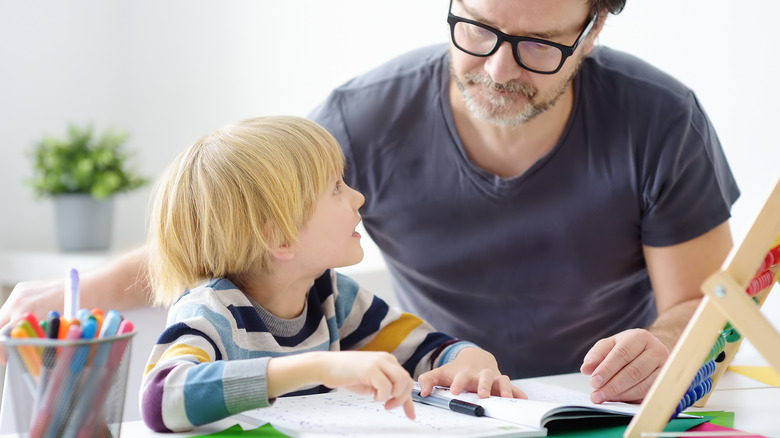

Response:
(27, 123), (148, 251)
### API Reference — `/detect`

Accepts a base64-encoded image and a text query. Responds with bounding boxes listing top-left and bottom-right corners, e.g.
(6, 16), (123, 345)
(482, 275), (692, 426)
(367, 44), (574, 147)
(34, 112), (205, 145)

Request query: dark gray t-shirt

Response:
(309, 44), (739, 378)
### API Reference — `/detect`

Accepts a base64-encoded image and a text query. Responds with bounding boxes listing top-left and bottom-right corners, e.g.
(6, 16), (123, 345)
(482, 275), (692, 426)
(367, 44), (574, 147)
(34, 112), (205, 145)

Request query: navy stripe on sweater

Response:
(340, 296), (389, 350)
(158, 322), (223, 361)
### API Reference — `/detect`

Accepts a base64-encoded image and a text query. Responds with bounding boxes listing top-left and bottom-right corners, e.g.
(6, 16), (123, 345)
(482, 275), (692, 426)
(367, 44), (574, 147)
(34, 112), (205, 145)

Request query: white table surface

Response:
(111, 371), (780, 438)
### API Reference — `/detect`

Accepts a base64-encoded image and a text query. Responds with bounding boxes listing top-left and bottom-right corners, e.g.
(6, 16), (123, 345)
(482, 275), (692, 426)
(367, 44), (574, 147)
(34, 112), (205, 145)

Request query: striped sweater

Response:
(140, 269), (476, 432)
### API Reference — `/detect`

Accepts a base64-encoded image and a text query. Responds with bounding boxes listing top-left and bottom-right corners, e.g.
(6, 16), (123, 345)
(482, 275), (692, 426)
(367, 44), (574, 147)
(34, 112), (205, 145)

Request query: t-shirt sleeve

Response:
(308, 92), (359, 190)
(640, 91), (740, 246)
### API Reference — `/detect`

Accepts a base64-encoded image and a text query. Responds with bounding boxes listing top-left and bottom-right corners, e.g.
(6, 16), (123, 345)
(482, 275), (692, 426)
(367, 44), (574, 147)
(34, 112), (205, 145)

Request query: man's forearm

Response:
(81, 246), (152, 310)
(646, 298), (701, 351)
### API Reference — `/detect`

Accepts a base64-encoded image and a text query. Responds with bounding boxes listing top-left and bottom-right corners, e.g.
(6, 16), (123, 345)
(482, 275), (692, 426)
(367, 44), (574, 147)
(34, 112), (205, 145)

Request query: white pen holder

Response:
(0, 332), (135, 438)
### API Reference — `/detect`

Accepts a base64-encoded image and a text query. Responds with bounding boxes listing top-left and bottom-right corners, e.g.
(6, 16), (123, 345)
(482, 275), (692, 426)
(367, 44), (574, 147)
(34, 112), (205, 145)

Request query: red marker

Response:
(20, 313), (45, 339)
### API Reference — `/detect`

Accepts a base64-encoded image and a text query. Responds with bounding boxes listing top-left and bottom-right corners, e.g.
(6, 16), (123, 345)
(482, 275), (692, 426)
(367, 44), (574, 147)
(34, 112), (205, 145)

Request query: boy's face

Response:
(292, 178), (366, 273)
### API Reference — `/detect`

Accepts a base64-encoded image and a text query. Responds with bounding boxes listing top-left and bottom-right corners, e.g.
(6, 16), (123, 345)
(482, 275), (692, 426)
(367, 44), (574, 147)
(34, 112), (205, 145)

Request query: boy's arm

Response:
(143, 335), (417, 432)
(141, 343), (272, 432)
(267, 350), (417, 418)
(140, 308), (276, 434)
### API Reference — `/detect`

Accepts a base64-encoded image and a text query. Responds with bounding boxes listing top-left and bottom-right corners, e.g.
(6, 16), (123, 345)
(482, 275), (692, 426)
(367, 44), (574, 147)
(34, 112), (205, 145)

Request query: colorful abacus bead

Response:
(670, 360), (717, 419)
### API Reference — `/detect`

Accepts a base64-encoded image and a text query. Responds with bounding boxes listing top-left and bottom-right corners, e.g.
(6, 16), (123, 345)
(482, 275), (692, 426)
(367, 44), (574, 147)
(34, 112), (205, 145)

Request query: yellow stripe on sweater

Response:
(143, 344), (211, 375)
(360, 313), (424, 353)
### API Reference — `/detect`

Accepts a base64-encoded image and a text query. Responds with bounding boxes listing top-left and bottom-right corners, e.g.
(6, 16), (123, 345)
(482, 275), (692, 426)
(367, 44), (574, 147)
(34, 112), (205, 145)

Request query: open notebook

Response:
(237, 377), (646, 437)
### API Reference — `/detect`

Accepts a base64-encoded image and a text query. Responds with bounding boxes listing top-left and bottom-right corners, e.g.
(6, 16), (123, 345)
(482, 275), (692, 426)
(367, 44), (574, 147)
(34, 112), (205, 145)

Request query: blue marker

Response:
(61, 311), (122, 437)
(44, 318), (96, 437)
(76, 308), (91, 325)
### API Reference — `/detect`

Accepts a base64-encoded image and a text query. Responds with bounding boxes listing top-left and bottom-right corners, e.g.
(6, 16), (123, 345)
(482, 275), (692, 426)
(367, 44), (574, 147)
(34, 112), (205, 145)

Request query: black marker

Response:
(411, 388), (485, 417)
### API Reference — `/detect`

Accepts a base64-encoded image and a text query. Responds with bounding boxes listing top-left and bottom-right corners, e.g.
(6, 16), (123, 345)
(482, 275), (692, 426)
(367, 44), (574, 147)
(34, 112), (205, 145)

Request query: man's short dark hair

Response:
(589, 0), (626, 16)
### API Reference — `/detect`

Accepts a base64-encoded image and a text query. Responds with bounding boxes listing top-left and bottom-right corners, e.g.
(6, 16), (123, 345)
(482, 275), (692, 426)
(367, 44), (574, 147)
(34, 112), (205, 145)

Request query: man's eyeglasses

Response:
(447, 10), (596, 75)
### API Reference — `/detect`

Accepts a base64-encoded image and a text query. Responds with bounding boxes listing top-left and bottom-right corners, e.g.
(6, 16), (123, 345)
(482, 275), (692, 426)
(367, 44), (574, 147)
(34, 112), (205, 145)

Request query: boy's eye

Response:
(333, 180), (342, 194)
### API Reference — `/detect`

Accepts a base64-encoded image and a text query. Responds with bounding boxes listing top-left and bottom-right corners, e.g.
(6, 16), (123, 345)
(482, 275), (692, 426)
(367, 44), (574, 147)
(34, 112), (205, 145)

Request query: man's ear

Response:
(583, 12), (606, 55)
(269, 243), (295, 261)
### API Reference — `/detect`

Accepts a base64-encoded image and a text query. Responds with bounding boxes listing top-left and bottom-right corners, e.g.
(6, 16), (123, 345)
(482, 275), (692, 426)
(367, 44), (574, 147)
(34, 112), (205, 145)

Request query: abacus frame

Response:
(624, 177), (780, 438)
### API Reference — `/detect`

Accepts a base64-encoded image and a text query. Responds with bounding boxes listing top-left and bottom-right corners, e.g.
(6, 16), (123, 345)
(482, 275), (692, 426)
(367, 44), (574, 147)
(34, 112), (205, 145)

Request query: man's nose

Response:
(482, 41), (524, 84)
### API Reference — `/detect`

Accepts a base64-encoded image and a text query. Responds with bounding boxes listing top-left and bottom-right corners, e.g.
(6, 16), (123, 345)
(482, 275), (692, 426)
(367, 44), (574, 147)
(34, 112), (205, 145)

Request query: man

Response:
(1, 0), (738, 404)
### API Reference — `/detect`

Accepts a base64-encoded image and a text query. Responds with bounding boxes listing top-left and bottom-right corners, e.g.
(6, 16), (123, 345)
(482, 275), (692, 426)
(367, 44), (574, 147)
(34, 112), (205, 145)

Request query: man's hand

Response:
(580, 222), (734, 404)
(0, 247), (153, 364)
(0, 279), (68, 363)
(580, 328), (669, 403)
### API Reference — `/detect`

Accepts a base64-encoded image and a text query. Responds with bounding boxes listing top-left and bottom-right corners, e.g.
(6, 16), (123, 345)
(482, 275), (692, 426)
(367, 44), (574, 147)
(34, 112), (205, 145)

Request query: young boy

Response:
(140, 116), (523, 432)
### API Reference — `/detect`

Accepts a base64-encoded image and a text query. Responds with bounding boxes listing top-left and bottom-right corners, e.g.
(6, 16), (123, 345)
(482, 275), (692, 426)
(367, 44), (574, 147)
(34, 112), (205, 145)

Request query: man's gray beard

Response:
(451, 60), (581, 127)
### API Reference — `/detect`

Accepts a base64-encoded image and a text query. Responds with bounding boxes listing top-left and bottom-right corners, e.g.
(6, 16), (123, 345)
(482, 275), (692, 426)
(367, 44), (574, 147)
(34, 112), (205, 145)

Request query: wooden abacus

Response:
(625, 177), (780, 438)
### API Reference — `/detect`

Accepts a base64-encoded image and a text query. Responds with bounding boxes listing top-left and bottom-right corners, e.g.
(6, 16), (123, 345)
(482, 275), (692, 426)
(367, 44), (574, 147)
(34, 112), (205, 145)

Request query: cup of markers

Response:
(0, 308), (135, 438)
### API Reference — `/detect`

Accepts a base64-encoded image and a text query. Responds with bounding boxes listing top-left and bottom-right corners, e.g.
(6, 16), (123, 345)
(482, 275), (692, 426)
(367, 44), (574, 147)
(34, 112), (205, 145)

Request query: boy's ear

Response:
(269, 243), (295, 261)
(264, 224), (295, 261)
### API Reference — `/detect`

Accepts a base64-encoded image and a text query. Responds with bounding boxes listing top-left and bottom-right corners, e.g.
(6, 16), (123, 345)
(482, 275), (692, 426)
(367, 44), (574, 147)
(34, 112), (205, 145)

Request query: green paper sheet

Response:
(198, 423), (291, 437)
(683, 410), (734, 428)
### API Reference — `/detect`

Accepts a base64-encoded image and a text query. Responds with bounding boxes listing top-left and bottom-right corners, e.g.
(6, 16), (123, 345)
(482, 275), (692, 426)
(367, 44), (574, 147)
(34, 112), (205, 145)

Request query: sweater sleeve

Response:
(139, 300), (272, 432)
(331, 271), (478, 379)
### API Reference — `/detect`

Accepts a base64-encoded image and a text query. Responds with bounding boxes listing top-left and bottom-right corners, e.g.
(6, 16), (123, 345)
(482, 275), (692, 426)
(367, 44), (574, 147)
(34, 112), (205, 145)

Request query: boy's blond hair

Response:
(147, 116), (345, 306)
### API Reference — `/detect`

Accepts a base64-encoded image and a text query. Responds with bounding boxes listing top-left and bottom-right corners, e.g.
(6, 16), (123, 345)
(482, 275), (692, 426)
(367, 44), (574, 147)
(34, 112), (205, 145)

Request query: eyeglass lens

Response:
(451, 20), (564, 73)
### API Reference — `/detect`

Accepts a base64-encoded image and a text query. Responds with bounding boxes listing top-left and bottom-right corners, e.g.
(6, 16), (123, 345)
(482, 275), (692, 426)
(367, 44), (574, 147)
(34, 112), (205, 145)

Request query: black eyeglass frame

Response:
(446, 10), (596, 75)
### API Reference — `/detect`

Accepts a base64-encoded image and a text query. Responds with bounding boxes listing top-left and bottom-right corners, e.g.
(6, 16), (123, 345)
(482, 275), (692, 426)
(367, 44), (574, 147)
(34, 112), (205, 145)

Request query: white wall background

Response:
(2, 0), (779, 304)
(1, 0), (778, 256)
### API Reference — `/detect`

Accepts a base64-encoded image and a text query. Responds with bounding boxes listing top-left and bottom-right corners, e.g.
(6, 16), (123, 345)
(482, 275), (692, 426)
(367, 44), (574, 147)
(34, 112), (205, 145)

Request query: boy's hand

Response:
(317, 351), (416, 419)
(416, 347), (526, 399)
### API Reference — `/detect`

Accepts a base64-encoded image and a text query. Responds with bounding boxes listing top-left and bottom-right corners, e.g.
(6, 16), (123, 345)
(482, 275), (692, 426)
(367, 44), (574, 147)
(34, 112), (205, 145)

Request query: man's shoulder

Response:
(332, 43), (448, 94)
(583, 46), (691, 99)
(309, 43), (450, 152)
